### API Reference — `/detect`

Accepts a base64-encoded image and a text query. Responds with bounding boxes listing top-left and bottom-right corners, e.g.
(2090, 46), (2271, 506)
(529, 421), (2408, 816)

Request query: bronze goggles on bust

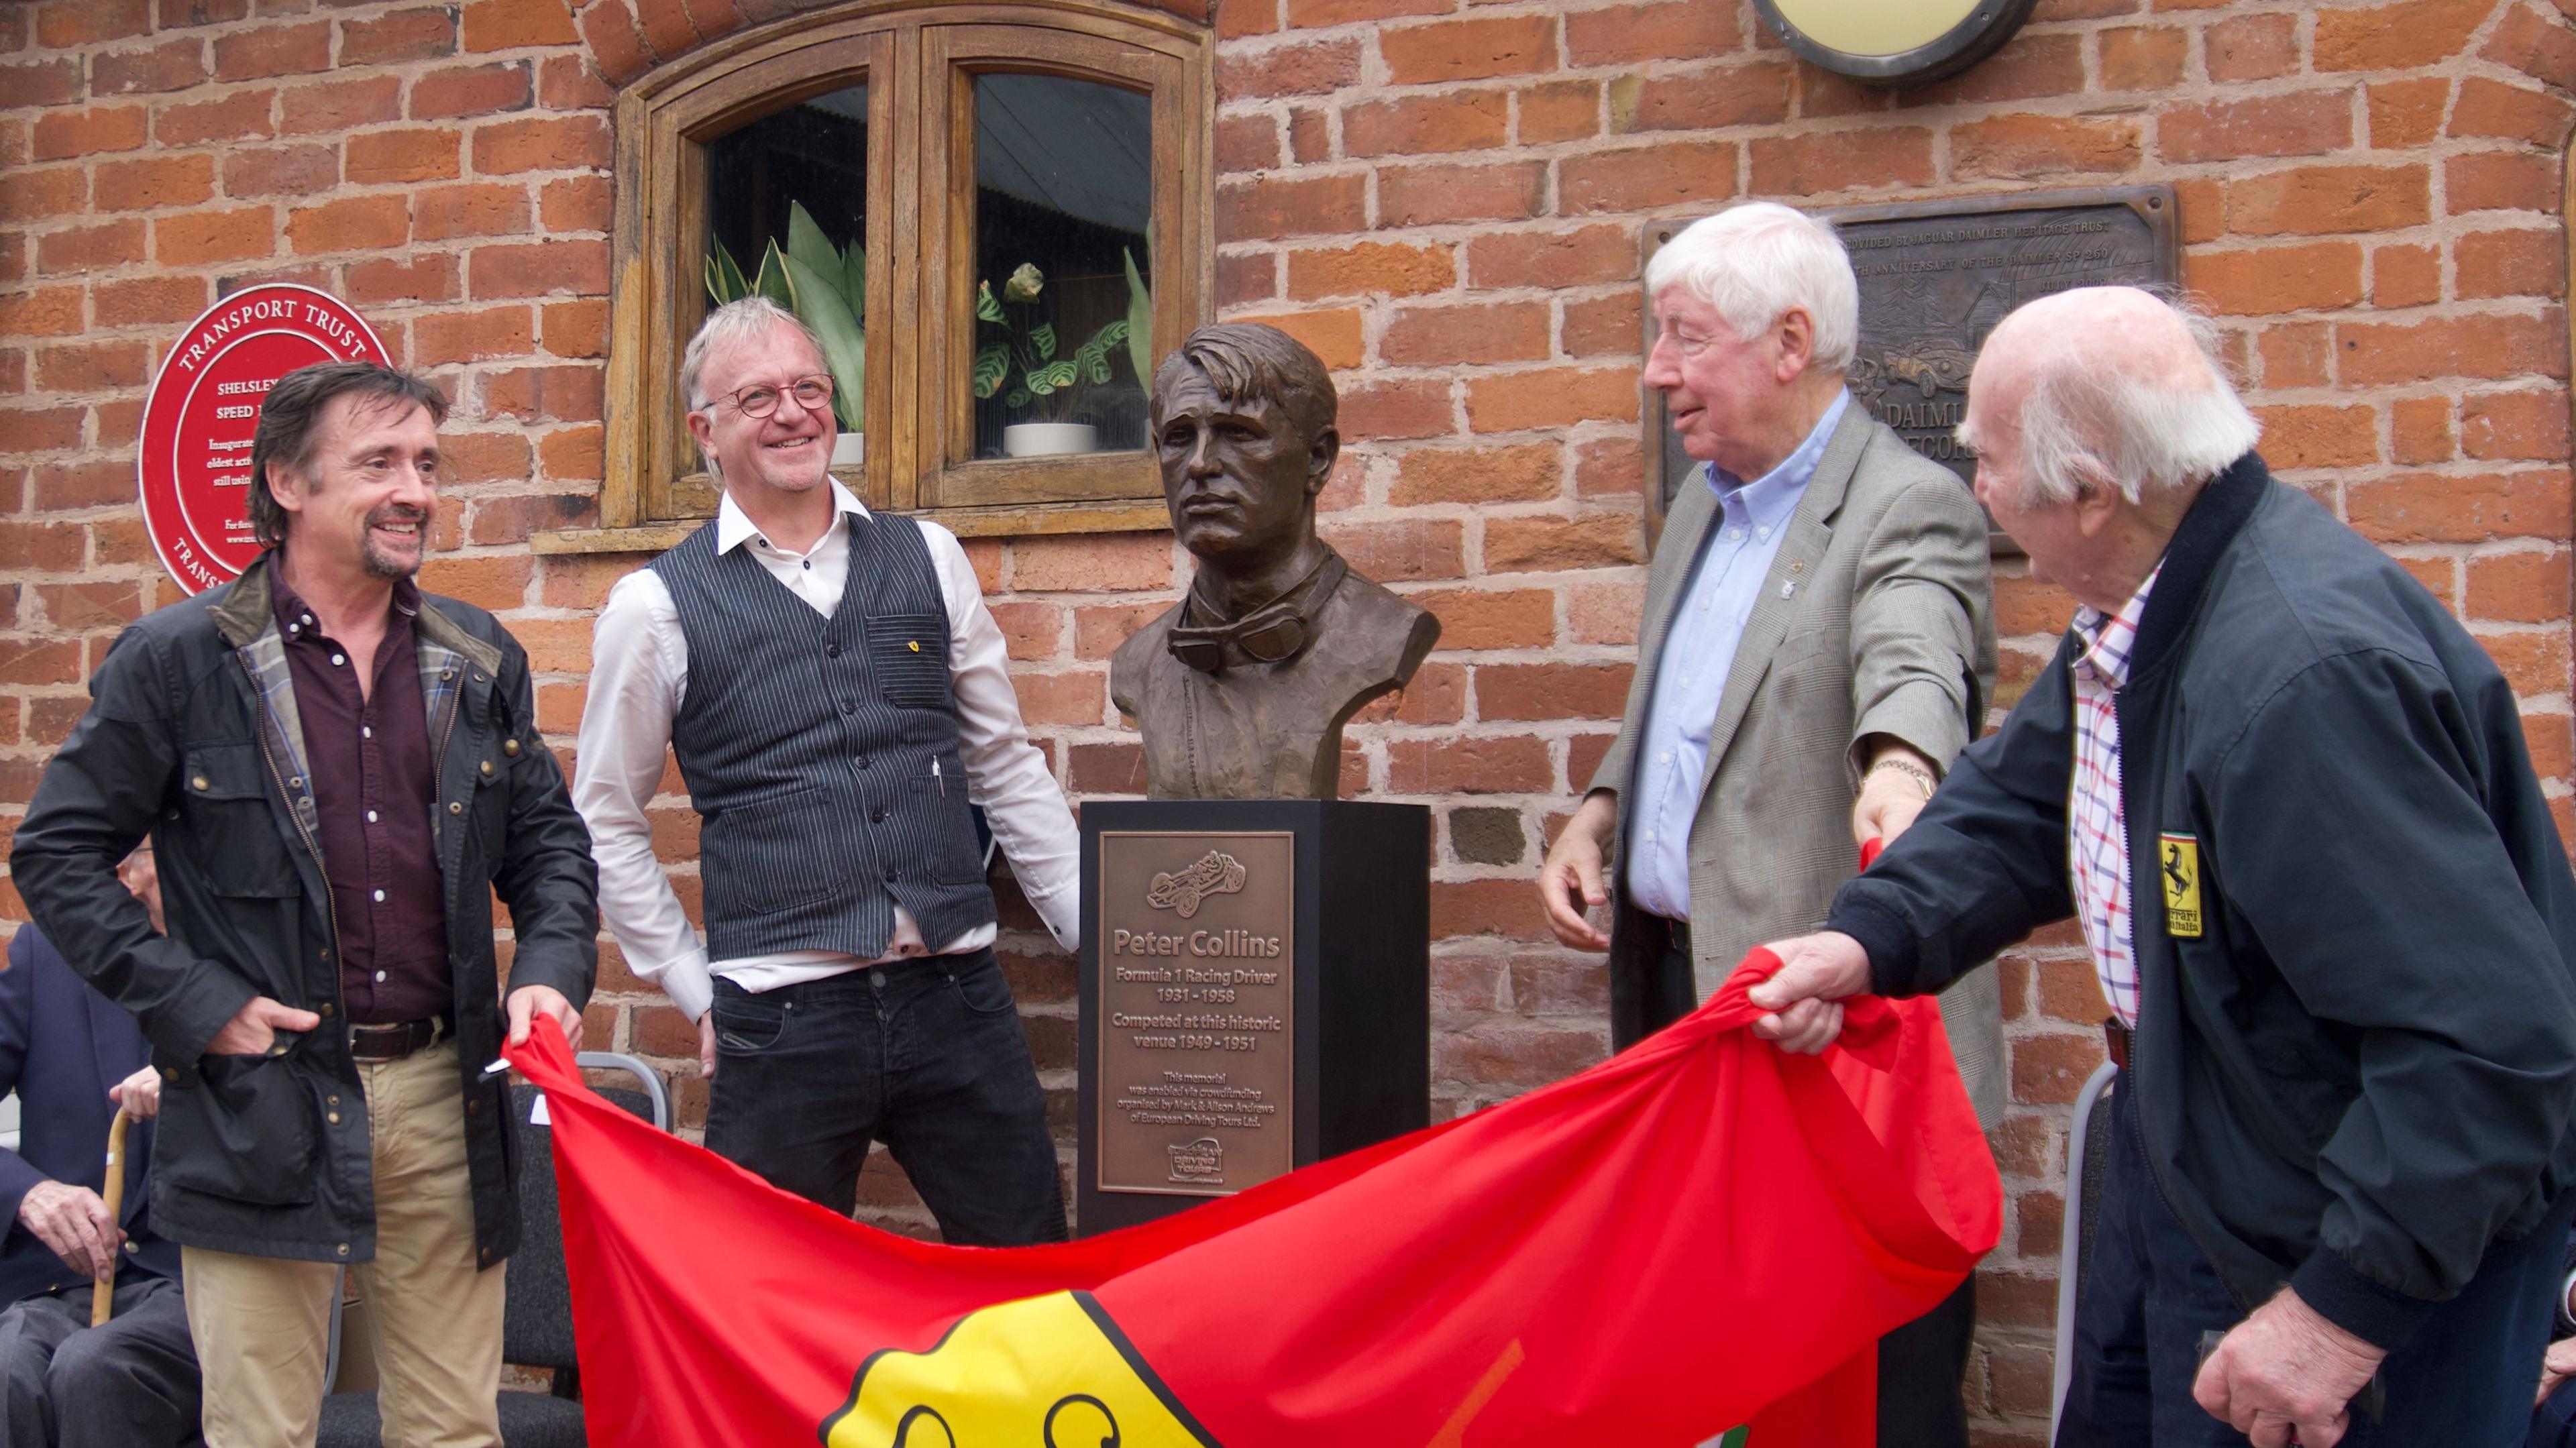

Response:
(1165, 549), (1349, 675)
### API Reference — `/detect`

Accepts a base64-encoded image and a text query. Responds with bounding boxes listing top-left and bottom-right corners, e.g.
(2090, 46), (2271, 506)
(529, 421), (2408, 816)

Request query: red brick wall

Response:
(3, 1), (2572, 1439)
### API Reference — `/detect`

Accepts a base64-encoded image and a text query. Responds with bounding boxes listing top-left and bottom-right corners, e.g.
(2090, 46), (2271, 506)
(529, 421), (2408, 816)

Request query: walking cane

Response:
(90, 1109), (132, 1327)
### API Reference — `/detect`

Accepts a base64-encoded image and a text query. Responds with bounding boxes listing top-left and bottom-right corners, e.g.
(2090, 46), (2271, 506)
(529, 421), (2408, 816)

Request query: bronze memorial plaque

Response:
(1094, 830), (1296, 1197)
(1643, 186), (2180, 544)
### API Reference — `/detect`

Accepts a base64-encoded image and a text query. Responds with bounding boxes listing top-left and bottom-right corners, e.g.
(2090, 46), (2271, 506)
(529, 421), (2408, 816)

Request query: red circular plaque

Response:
(137, 284), (390, 594)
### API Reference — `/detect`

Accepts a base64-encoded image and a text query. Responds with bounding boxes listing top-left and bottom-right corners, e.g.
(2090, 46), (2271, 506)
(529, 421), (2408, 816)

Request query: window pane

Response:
(704, 83), (870, 439)
(971, 72), (1152, 459)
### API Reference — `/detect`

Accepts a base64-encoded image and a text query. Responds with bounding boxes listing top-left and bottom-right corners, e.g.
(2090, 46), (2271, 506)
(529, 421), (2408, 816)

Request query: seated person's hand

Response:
(2538, 1336), (2576, 1409)
(109, 1065), (160, 1120)
(17, 1179), (120, 1281)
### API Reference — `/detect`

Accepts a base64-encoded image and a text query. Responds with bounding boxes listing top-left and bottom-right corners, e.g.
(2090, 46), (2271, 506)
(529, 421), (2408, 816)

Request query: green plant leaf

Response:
(1030, 323), (1057, 362)
(1123, 246), (1152, 384)
(971, 344), (1012, 400)
(753, 240), (794, 309)
(976, 281), (1005, 325)
(1005, 387), (1032, 410)
(842, 242), (867, 324)
(1028, 359), (1078, 394)
(1076, 320), (1128, 386)
(705, 238), (749, 304)
(786, 203), (841, 289)
(780, 249), (867, 435)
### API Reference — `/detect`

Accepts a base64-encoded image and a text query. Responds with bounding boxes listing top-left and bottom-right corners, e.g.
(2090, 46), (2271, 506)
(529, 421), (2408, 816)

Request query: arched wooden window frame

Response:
(545, 0), (1212, 553)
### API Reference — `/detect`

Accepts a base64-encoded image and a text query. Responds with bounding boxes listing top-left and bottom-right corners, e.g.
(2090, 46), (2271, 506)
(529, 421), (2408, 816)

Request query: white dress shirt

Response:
(574, 478), (1079, 1021)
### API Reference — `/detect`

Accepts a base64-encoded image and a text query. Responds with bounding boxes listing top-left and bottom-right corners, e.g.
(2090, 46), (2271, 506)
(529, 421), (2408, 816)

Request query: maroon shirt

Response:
(271, 560), (453, 1025)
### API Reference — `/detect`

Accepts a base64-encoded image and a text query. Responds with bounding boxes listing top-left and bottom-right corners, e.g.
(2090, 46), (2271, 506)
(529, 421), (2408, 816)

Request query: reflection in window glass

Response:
(971, 72), (1152, 459)
(704, 85), (869, 437)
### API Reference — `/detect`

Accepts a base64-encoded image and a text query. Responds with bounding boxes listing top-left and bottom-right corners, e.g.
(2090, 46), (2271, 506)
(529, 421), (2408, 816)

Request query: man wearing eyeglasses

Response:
(576, 296), (1080, 1243)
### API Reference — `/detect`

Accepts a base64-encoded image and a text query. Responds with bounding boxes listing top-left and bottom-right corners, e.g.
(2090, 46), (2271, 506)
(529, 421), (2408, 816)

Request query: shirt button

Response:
(826, 643), (841, 658)
(841, 700), (856, 714)
(337, 1244), (350, 1258)
(449, 801), (464, 815)
(855, 756), (870, 770)
(480, 760), (495, 777)
(362, 726), (372, 739)
(870, 808), (886, 823)
(331, 653), (346, 666)
(375, 971), (386, 983)
(502, 739), (521, 757)
(366, 810), (378, 823)
(802, 560), (812, 570)
(327, 1111), (341, 1125)
(871, 972), (887, 990)
(372, 889), (386, 902)
(1727, 528), (1744, 541)
(882, 866), (898, 882)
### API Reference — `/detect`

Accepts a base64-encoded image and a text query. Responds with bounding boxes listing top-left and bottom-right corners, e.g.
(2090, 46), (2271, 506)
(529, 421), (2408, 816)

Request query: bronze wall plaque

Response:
(1642, 186), (2180, 548)
(1093, 830), (1296, 1197)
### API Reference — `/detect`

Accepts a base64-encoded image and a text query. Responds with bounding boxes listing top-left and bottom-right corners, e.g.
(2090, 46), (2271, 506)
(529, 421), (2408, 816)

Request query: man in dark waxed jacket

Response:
(1746, 288), (2576, 1448)
(11, 363), (596, 1447)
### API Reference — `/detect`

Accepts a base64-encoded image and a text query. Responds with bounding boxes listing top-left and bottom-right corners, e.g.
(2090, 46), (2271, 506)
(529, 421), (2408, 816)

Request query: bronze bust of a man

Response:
(1112, 324), (1440, 799)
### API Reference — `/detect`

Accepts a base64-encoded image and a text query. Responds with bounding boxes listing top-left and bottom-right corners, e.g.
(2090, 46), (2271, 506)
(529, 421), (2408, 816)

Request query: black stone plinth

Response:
(1077, 797), (1429, 1235)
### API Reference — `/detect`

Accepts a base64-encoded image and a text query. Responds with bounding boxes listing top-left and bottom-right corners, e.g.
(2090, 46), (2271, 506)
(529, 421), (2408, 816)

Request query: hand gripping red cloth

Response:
(507, 950), (1998, 1448)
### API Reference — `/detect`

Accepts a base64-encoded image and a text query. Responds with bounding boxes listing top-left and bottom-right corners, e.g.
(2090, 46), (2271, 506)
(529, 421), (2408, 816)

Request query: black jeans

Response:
(702, 948), (1067, 1245)
(2061, 1077), (2566, 1447)
(0, 1274), (199, 1448)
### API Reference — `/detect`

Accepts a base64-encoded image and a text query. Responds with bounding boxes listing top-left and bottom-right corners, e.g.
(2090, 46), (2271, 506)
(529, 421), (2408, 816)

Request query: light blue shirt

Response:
(1624, 390), (1850, 921)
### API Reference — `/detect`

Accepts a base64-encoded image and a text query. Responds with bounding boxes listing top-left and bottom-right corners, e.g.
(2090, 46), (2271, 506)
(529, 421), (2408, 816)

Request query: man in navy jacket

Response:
(0, 846), (196, 1447)
(1747, 288), (2576, 1447)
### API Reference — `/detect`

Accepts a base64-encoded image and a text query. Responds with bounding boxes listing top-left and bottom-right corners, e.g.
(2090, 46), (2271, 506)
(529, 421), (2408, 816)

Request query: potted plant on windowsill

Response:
(706, 201), (866, 466)
(975, 248), (1152, 458)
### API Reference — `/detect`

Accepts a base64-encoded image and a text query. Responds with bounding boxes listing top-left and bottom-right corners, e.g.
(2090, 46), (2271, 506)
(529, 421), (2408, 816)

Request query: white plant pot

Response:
(1002, 423), (1097, 458)
(831, 431), (865, 467)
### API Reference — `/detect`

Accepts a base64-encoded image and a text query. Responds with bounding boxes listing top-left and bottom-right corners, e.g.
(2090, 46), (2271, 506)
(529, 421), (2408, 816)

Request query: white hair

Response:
(1643, 201), (1860, 372)
(1986, 297), (2261, 509)
(679, 296), (827, 480)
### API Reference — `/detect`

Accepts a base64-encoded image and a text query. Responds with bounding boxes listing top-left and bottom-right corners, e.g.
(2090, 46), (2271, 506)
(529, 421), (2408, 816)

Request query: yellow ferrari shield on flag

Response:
(820, 1291), (1218, 1447)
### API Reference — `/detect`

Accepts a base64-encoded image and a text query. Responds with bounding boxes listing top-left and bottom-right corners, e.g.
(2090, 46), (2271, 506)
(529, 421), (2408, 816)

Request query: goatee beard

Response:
(361, 507), (427, 579)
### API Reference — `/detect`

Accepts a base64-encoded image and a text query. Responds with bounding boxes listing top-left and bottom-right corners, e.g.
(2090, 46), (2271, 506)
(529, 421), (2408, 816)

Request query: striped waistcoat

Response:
(648, 512), (995, 960)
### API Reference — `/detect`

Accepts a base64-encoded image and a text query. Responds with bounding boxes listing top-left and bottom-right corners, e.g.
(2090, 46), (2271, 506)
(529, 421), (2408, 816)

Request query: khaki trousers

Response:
(183, 1038), (505, 1448)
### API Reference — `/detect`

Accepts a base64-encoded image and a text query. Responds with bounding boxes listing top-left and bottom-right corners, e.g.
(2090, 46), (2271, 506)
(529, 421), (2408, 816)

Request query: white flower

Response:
(1003, 263), (1043, 303)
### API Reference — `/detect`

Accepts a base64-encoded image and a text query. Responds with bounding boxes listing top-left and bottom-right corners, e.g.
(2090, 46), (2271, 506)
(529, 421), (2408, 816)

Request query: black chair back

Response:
(2073, 1082), (2117, 1300)
(505, 1082), (655, 1380)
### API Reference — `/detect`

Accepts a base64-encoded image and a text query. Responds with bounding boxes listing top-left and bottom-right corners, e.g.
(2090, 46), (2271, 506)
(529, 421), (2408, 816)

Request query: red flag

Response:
(509, 953), (1998, 1447)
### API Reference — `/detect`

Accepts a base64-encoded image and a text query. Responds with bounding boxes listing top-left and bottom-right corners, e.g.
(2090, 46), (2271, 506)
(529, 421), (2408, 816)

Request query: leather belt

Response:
(2103, 1017), (2132, 1074)
(349, 1013), (449, 1064)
